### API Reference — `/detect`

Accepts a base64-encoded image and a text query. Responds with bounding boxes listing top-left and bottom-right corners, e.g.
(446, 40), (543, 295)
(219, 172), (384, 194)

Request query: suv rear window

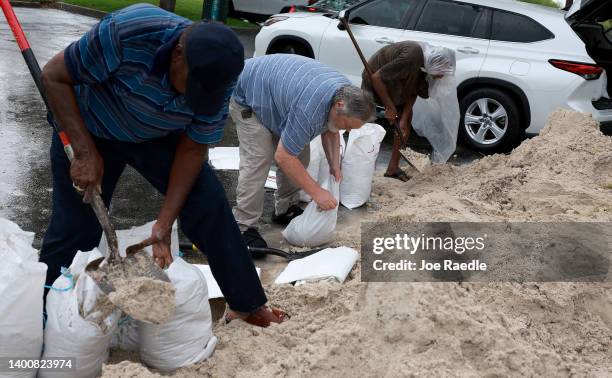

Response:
(491, 10), (553, 43)
(415, 0), (483, 38)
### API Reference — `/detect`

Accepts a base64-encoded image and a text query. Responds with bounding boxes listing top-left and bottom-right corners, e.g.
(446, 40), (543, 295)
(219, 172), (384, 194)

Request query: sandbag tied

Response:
(283, 163), (340, 247)
(138, 257), (217, 373)
(0, 218), (47, 378)
(340, 123), (386, 209)
(41, 249), (121, 378)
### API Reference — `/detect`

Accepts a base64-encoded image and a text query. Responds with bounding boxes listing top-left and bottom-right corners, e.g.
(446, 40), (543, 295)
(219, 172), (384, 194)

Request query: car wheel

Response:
(459, 88), (522, 152)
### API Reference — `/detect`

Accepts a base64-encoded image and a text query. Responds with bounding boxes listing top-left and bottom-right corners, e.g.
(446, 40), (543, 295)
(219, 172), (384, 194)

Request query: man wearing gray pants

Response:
(230, 54), (375, 252)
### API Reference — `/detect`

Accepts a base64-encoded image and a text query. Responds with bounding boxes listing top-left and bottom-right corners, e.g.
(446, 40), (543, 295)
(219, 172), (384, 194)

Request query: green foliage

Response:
(62, 0), (255, 27)
(518, 0), (560, 8)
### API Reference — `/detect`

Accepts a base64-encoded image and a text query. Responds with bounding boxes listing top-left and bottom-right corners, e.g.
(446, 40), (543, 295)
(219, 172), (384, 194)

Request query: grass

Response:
(519, 0), (559, 8)
(61, 0), (256, 27)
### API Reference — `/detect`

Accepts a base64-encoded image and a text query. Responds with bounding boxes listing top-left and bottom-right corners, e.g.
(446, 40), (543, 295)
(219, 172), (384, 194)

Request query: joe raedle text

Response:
(370, 233), (488, 273)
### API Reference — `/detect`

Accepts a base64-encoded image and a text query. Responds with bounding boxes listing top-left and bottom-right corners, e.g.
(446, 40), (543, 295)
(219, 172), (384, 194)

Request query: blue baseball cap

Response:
(184, 23), (244, 116)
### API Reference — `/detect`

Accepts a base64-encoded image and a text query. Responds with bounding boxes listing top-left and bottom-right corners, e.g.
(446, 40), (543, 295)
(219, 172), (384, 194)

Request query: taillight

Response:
(549, 59), (603, 80)
(288, 5), (296, 12)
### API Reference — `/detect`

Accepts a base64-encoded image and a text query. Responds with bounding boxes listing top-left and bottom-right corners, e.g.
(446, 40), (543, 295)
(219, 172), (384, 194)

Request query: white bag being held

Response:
(139, 257), (217, 373)
(0, 218), (47, 378)
(283, 164), (340, 247)
(340, 123), (386, 209)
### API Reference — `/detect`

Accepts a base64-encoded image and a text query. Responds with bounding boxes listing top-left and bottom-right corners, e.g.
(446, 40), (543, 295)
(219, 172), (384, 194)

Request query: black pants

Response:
(40, 132), (267, 312)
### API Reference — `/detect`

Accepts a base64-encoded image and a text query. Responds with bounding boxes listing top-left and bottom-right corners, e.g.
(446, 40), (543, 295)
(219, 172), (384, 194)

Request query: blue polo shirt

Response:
(233, 54), (351, 156)
(64, 3), (231, 144)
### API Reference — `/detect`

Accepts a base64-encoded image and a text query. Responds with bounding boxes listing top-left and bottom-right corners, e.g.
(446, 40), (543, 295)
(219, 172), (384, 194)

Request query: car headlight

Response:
(263, 16), (289, 27)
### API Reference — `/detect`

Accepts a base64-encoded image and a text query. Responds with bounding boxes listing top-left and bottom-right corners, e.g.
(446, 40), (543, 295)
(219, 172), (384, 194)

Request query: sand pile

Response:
(102, 110), (611, 377)
(109, 277), (175, 325)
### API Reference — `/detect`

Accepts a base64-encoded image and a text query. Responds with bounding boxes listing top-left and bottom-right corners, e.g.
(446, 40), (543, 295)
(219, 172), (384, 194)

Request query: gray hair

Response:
(332, 85), (376, 122)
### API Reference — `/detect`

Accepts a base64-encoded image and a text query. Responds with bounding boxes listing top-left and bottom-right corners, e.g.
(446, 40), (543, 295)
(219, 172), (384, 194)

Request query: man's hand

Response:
(385, 105), (398, 123)
(151, 221), (173, 268)
(330, 166), (342, 183)
(312, 188), (338, 211)
(70, 150), (104, 203)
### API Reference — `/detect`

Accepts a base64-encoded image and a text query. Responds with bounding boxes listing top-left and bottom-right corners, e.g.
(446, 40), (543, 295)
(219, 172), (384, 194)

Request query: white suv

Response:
(254, 0), (612, 152)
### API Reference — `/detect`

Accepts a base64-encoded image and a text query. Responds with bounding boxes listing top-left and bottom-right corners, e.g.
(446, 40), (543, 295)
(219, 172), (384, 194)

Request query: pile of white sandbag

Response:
(286, 124), (385, 246)
(0, 218), (47, 378)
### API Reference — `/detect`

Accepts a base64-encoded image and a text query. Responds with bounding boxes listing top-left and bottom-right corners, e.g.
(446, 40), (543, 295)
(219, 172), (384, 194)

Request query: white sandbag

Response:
(299, 133), (346, 202)
(41, 249), (121, 378)
(283, 167), (340, 247)
(0, 218), (46, 378)
(99, 220), (180, 259)
(340, 123), (386, 209)
(139, 257), (217, 373)
(110, 315), (139, 352)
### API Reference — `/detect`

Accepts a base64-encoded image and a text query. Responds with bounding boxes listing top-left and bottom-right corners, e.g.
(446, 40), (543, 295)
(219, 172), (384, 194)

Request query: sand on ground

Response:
(103, 110), (612, 377)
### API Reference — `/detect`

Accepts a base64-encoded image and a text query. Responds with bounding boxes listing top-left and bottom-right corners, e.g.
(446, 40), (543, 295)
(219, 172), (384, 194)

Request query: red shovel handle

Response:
(1, 0), (74, 158)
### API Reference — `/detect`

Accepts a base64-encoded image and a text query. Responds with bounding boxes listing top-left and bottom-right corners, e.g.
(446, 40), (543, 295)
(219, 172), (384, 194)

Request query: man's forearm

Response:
(321, 131), (340, 171)
(275, 142), (321, 197)
(42, 51), (96, 158)
(157, 134), (207, 229)
(371, 71), (395, 111)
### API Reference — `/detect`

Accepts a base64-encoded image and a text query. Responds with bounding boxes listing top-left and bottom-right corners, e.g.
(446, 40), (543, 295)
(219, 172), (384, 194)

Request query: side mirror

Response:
(337, 9), (348, 30)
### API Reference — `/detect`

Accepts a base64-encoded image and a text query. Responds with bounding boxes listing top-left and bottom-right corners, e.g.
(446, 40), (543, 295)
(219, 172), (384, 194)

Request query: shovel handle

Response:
(1, 0), (118, 258)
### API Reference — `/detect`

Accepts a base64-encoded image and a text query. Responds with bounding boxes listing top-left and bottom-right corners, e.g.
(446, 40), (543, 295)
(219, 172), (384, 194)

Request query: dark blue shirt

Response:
(64, 3), (231, 144)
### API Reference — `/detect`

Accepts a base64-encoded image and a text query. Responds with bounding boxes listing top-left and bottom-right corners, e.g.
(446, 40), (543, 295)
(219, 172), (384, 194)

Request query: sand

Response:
(102, 110), (611, 377)
(108, 277), (176, 325)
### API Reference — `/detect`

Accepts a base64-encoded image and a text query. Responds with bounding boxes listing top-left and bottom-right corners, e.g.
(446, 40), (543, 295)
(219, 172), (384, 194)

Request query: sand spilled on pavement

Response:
(103, 110), (612, 377)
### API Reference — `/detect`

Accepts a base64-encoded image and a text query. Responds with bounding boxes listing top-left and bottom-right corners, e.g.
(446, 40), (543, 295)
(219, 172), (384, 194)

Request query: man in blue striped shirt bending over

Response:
(40, 4), (283, 326)
(231, 54), (376, 250)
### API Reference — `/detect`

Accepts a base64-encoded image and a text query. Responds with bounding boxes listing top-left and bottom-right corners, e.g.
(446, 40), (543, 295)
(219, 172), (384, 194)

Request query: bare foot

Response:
(225, 306), (288, 327)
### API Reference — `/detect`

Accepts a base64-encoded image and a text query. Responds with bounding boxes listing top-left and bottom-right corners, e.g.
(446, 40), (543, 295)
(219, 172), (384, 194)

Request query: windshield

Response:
(310, 0), (363, 11)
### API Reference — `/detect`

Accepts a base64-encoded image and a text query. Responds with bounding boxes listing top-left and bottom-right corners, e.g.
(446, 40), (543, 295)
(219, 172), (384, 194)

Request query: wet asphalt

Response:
(0, 7), (480, 251)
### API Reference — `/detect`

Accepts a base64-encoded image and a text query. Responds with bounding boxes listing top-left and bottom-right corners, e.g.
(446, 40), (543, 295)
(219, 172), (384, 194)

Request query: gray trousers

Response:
(230, 98), (310, 230)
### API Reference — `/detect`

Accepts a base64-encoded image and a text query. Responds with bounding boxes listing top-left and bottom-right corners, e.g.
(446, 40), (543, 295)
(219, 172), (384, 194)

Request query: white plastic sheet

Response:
(340, 123), (386, 209)
(0, 218), (46, 378)
(98, 220), (180, 259)
(194, 264), (261, 299)
(275, 247), (359, 284)
(412, 43), (460, 163)
(208, 147), (277, 189)
(139, 258), (217, 373)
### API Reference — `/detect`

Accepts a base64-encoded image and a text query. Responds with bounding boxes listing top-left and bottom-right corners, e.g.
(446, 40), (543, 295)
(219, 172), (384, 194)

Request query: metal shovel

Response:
(85, 235), (170, 296)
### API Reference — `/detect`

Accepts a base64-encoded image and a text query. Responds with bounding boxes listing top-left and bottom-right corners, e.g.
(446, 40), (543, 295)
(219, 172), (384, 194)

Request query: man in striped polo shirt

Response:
(231, 54), (376, 250)
(40, 4), (283, 325)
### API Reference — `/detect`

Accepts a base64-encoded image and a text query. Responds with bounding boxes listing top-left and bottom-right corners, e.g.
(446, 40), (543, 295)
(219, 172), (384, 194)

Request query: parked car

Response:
(282, 0), (363, 13)
(255, 0), (612, 152)
(231, 0), (312, 19)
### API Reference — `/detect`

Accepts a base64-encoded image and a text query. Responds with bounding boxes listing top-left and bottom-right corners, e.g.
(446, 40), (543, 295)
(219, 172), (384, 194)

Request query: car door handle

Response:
(375, 37), (394, 45)
(457, 47), (479, 54)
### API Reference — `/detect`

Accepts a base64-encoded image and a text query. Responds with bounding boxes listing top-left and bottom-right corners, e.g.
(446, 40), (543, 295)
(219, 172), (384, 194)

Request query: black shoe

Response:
(242, 228), (268, 259)
(271, 205), (304, 225)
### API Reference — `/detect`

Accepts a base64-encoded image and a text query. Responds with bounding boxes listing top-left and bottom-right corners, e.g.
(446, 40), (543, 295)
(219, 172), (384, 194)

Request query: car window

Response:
(312, 0), (362, 11)
(349, 0), (417, 29)
(415, 0), (482, 37)
(491, 10), (553, 43)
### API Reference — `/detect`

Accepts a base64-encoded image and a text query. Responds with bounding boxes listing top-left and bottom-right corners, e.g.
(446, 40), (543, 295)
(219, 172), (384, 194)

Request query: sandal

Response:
(384, 169), (411, 182)
(225, 306), (289, 327)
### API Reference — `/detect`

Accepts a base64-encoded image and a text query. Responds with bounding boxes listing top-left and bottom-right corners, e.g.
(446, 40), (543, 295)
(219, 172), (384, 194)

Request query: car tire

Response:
(458, 88), (523, 153)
